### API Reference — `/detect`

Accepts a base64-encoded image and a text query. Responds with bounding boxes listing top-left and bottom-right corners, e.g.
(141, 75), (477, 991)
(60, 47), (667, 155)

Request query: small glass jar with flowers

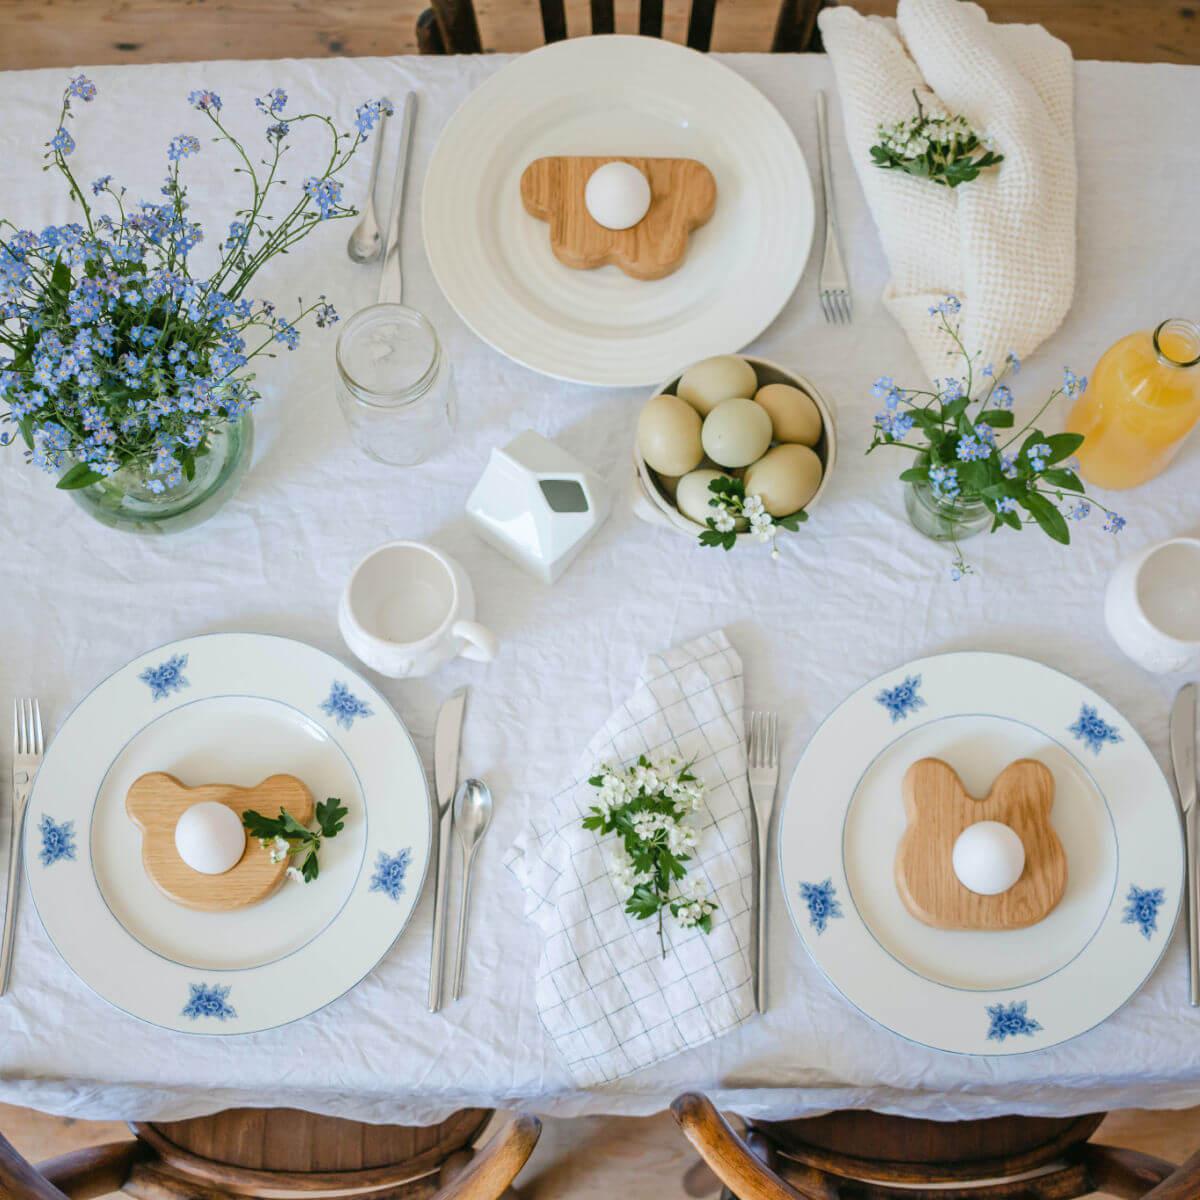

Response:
(0, 76), (389, 533)
(868, 298), (1126, 578)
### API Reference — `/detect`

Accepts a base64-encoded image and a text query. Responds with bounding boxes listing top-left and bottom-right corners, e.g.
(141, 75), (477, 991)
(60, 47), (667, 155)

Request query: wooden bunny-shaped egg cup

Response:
(126, 772), (314, 912)
(895, 758), (1068, 931)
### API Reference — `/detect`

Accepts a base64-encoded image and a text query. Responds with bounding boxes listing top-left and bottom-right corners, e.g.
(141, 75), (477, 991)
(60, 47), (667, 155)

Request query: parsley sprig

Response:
(242, 797), (347, 883)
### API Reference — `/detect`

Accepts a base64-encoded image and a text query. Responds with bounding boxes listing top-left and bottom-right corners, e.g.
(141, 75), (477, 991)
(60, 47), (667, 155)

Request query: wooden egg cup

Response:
(126, 772), (314, 912)
(895, 758), (1067, 932)
(519, 156), (717, 281)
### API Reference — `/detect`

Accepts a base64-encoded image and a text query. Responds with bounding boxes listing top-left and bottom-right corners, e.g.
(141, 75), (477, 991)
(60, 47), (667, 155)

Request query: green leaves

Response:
(241, 797), (346, 884)
(316, 797), (347, 839)
(55, 462), (104, 490)
(1020, 491), (1071, 545)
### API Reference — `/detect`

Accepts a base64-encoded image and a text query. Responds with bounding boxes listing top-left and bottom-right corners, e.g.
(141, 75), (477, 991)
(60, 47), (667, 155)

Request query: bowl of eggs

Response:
(632, 354), (836, 541)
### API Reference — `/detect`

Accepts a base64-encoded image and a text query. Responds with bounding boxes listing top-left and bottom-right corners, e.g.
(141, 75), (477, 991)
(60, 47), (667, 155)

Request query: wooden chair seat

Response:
(2, 1107), (540, 1200)
(752, 1110), (1107, 1184)
(673, 1092), (1200, 1200)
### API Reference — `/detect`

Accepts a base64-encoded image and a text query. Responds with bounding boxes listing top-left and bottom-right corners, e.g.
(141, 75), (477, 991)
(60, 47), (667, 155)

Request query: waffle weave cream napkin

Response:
(507, 631), (755, 1086)
(819, 0), (1076, 378)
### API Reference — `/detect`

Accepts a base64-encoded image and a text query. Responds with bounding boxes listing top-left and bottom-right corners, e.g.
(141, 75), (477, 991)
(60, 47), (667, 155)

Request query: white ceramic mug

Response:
(1105, 536), (1200, 674)
(339, 541), (498, 678)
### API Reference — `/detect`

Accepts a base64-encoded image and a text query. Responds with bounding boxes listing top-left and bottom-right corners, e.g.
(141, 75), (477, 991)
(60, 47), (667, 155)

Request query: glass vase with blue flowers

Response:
(0, 77), (391, 533)
(868, 298), (1126, 578)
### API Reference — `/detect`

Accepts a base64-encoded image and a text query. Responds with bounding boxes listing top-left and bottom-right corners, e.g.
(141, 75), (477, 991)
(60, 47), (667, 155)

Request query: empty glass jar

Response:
(335, 305), (454, 466)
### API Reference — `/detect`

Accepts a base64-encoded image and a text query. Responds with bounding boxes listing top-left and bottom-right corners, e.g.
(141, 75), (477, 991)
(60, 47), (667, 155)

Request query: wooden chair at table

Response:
(415, 0), (833, 59)
(0, 1107), (541, 1200)
(672, 1092), (1200, 1199)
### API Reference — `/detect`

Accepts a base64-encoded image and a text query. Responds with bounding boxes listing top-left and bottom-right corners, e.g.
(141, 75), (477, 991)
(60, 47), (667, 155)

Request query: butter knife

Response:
(378, 92), (417, 306)
(428, 687), (466, 1012)
(1170, 683), (1197, 1005)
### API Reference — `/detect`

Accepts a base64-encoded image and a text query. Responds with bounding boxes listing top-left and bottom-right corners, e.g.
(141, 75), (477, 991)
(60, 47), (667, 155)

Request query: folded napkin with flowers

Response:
(819, 0), (1076, 377)
(507, 631), (754, 1086)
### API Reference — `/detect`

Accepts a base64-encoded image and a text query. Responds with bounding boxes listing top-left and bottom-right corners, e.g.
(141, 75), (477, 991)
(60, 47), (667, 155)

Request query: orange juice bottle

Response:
(1067, 319), (1200, 490)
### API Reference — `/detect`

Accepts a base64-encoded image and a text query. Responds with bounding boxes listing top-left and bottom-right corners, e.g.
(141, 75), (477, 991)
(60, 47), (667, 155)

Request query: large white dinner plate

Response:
(423, 36), (813, 387)
(779, 652), (1183, 1055)
(25, 634), (431, 1034)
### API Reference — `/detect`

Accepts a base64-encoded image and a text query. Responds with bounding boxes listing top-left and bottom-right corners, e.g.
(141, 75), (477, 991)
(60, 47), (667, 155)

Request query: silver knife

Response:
(1171, 684), (1198, 1006)
(428, 687), (466, 1012)
(378, 92), (417, 306)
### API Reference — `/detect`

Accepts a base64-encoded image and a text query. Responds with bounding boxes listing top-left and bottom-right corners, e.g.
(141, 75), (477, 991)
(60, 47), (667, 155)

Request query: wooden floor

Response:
(2, 1101), (1199, 1198)
(0, 0), (1196, 70)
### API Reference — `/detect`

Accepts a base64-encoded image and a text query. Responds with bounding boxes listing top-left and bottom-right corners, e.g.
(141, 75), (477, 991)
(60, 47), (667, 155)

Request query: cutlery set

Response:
(346, 91), (418, 305)
(428, 688), (494, 1011)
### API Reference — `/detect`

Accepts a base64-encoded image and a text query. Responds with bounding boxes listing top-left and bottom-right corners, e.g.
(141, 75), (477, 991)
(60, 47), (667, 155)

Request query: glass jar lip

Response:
(1154, 318), (1200, 368)
(336, 303), (441, 408)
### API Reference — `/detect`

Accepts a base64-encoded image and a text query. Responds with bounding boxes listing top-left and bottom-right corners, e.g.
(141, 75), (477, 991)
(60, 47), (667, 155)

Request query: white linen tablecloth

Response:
(1, 50), (1199, 1126)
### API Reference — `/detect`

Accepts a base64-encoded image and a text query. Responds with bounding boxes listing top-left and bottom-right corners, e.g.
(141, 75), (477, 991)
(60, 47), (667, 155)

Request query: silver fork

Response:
(816, 90), (852, 324)
(747, 711), (779, 1014)
(2, 699), (43, 996)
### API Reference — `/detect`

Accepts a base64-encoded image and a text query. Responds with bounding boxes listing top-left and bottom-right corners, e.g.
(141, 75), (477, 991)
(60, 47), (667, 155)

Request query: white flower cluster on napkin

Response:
(820, 0), (1076, 378)
(507, 630), (755, 1086)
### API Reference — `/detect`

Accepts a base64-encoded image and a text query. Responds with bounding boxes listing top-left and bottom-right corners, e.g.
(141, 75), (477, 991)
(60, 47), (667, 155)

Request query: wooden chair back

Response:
(0, 1108), (541, 1200)
(416, 0), (830, 55)
(672, 1092), (1200, 1200)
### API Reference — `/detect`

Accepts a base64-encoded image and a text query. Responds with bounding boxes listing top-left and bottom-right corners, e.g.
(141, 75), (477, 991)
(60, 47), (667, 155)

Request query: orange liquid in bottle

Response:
(1067, 319), (1200, 490)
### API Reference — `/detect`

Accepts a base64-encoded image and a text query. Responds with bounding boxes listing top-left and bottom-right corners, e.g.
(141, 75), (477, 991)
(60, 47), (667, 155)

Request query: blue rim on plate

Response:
(25, 633), (432, 1034)
(778, 652), (1183, 1056)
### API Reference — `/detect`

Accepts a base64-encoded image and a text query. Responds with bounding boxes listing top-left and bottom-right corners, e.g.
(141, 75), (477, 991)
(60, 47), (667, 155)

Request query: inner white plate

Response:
(26, 634), (431, 1034)
(779, 652), (1182, 1056)
(423, 36), (813, 386)
(92, 697), (367, 971)
(844, 715), (1116, 992)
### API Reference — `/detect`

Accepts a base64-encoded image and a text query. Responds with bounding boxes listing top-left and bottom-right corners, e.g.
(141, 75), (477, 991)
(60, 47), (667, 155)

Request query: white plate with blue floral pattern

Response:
(779, 652), (1182, 1055)
(25, 633), (431, 1034)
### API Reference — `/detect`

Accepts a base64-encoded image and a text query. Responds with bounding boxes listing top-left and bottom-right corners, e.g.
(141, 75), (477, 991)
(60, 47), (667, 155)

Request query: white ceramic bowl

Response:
(631, 357), (837, 538)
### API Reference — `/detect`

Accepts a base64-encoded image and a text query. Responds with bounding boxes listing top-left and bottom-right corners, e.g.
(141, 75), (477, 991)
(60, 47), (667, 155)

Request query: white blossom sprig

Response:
(698, 476), (807, 557)
(870, 90), (1002, 189)
(584, 755), (717, 958)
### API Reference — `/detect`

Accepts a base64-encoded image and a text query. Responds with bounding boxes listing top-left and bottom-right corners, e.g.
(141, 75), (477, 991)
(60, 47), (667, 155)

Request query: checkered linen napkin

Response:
(507, 630), (755, 1087)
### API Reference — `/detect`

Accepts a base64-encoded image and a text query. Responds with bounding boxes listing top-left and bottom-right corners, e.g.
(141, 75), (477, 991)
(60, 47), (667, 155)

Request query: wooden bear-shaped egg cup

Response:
(895, 758), (1067, 931)
(126, 772), (314, 912)
(519, 156), (717, 281)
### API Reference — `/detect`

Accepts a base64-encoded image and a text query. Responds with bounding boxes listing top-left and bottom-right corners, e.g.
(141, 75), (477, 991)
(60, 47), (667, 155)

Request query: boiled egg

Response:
(701, 397), (773, 468)
(174, 801), (246, 875)
(677, 356), (758, 417)
(952, 821), (1026, 895)
(637, 393), (704, 477)
(585, 162), (651, 231)
(742, 443), (822, 516)
(754, 383), (822, 446)
(676, 468), (746, 529)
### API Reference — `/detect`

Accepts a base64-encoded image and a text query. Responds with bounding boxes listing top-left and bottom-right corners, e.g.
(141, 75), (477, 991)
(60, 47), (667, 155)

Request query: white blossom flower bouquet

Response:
(583, 755), (717, 957)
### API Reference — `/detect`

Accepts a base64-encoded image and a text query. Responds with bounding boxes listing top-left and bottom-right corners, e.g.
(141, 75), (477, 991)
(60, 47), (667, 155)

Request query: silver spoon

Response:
(346, 106), (390, 264)
(451, 778), (493, 1001)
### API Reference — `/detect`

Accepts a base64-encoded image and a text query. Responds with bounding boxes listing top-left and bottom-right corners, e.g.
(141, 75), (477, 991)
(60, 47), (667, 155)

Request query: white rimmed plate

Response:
(25, 634), (431, 1034)
(779, 652), (1182, 1055)
(423, 36), (813, 387)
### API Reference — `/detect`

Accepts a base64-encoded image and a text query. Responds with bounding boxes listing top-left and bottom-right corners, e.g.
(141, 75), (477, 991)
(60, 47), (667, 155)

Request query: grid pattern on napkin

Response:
(508, 631), (755, 1086)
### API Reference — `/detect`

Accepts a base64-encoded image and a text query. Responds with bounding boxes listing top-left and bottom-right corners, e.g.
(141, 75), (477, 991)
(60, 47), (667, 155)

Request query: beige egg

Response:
(701, 397), (773, 469)
(754, 383), (823, 446)
(677, 355), (759, 416)
(743, 443), (823, 517)
(637, 393), (703, 477)
(675, 469), (747, 530)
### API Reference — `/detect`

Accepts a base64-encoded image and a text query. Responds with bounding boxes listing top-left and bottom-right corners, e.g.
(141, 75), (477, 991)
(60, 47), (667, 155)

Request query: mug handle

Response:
(452, 620), (498, 664)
